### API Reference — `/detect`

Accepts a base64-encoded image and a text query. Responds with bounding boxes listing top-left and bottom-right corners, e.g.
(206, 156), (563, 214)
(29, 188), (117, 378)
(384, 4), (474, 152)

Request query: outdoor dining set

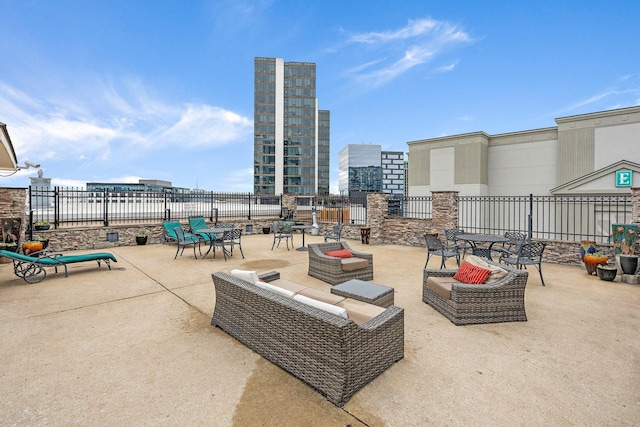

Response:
(424, 228), (547, 284)
(162, 218), (243, 261)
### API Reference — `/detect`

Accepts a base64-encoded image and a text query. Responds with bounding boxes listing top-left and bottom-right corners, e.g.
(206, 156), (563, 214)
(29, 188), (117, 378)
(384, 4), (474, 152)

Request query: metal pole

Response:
(528, 193), (533, 245)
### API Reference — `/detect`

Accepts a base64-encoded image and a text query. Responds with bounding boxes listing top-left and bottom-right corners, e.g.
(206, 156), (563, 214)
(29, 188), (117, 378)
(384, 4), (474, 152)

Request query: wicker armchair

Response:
(308, 241), (373, 285)
(423, 259), (529, 325)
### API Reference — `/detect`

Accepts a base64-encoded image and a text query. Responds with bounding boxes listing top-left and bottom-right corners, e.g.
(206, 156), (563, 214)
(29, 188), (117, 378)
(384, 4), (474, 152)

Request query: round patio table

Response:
(292, 225), (313, 251)
(456, 234), (509, 260)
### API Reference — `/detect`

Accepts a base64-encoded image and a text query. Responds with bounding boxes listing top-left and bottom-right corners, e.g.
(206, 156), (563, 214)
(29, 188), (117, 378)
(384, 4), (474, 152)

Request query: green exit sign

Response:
(615, 170), (633, 187)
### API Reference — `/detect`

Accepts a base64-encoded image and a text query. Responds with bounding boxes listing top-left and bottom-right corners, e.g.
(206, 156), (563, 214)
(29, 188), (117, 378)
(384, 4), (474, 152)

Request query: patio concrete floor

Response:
(1, 233), (639, 426)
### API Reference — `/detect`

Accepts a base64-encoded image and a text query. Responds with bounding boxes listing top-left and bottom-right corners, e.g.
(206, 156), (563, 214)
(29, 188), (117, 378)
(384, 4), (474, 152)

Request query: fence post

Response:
(528, 194), (533, 245)
(247, 193), (252, 220)
(103, 191), (109, 226)
(54, 186), (60, 229)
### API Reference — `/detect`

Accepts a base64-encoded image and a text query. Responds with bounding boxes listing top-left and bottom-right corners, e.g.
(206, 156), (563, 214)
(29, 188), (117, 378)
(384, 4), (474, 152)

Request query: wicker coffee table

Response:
(331, 279), (394, 308)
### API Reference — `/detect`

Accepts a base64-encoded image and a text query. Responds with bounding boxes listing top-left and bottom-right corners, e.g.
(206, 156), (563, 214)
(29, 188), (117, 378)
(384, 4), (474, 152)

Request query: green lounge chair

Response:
(0, 250), (117, 284)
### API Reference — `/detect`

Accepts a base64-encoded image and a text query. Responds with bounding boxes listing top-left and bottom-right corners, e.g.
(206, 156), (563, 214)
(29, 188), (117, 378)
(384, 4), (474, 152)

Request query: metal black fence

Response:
(28, 187), (283, 228)
(460, 194), (633, 243)
(28, 187), (634, 244)
(388, 196), (432, 219)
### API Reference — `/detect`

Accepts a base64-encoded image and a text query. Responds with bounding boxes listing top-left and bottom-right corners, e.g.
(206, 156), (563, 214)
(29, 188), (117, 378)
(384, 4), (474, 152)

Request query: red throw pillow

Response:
(453, 261), (491, 284)
(325, 248), (353, 258)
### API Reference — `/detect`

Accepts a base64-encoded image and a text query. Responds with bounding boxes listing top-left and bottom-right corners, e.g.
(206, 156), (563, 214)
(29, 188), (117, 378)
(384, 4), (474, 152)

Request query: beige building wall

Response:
(407, 106), (640, 197)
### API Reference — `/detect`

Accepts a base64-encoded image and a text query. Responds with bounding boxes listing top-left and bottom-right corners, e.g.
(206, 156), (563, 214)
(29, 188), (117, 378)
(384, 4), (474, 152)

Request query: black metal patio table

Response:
(292, 224), (313, 251)
(198, 226), (235, 258)
(456, 234), (509, 261)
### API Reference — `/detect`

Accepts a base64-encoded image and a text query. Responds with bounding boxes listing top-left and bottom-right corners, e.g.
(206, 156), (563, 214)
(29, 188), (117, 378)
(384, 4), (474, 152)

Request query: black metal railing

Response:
(28, 187), (634, 244)
(388, 196), (432, 219)
(459, 194), (633, 243)
(29, 187), (282, 228)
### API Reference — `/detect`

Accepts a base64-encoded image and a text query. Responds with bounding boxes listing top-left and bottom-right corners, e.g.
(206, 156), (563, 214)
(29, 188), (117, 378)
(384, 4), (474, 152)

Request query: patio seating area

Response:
(1, 233), (639, 425)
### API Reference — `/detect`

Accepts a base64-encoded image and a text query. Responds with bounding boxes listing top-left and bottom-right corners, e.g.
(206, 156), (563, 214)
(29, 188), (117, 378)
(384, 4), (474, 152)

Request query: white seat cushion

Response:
(293, 294), (349, 318)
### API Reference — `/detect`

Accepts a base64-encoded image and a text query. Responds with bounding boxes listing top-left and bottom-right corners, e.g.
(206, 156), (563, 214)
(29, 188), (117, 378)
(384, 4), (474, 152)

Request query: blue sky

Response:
(1, 0), (639, 192)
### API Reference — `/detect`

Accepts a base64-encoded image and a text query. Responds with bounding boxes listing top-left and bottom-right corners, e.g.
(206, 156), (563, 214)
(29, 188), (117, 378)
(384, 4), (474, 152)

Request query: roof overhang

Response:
(0, 122), (19, 171)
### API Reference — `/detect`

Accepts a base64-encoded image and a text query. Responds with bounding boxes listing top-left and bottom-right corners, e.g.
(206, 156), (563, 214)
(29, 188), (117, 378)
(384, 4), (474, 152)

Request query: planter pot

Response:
(612, 224), (638, 255)
(263, 227), (271, 234)
(35, 225), (50, 231)
(136, 236), (148, 245)
(596, 265), (617, 281)
(36, 239), (49, 250)
(583, 254), (608, 275)
(580, 240), (597, 261)
(22, 241), (43, 255)
(619, 254), (638, 275)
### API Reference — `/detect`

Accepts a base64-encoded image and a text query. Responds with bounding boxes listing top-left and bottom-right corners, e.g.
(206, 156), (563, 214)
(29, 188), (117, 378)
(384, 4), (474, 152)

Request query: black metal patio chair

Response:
(424, 233), (460, 269)
(444, 228), (472, 259)
(493, 231), (526, 262)
(501, 241), (547, 285)
(324, 223), (344, 242)
(173, 226), (202, 259)
(271, 221), (294, 250)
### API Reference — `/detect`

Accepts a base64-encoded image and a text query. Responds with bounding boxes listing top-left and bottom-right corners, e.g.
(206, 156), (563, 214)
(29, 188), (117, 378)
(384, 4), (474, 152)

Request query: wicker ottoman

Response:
(331, 279), (394, 308)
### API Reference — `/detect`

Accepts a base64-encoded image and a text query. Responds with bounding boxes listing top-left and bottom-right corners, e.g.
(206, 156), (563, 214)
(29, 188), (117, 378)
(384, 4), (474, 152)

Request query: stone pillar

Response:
(0, 187), (28, 245)
(366, 193), (389, 244)
(632, 187), (640, 225)
(281, 194), (296, 218)
(431, 191), (459, 233)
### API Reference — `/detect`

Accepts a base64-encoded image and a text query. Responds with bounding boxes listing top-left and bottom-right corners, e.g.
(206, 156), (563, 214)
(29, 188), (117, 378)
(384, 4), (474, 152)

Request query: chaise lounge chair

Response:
(0, 249), (117, 284)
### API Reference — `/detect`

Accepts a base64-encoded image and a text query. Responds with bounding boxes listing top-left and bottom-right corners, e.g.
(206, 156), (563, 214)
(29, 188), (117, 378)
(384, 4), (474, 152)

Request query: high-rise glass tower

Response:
(339, 144), (405, 196)
(254, 57), (330, 195)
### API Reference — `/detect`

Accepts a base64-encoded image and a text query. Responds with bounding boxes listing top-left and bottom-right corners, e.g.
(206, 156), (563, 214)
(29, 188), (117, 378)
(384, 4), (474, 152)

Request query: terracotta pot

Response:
(583, 254), (608, 275)
(22, 241), (44, 255)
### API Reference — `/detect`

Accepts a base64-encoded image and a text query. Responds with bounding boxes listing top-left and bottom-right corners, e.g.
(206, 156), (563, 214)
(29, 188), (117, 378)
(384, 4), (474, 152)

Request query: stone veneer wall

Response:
(0, 187), (28, 243)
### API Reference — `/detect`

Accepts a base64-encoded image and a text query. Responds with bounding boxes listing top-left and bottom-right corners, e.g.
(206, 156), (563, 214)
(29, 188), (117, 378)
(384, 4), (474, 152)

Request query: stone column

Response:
(632, 187), (640, 225)
(0, 187), (28, 245)
(281, 194), (296, 218)
(431, 191), (459, 233)
(366, 193), (389, 244)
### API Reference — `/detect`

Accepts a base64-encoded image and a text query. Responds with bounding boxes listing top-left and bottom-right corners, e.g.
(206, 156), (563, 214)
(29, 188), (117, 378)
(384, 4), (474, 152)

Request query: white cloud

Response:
(342, 18), (473, 88)
(0, 79), (253, 163)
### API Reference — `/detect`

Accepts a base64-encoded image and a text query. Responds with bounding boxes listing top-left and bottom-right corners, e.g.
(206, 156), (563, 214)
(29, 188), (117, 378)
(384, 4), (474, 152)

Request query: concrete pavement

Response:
(1, 233), (639, 426)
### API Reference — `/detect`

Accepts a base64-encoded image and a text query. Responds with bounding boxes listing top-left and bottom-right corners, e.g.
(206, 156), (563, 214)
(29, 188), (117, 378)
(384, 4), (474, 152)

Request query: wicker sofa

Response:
(210, 271), (404, 407)
(307, 241), (373, 285)
(423, 257), (529, 325)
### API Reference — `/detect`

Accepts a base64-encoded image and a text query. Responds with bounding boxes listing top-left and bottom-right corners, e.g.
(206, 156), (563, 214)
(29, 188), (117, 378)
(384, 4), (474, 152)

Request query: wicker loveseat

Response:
(423, 256), (529, 325)
(211, 271), (404, 407)
(307, 241), (373, 285)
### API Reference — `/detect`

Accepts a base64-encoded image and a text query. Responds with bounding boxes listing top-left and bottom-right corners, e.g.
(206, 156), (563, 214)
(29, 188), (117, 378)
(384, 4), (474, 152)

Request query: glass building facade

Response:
(339, 145), (405, 196)
(254, 57), (330, 195)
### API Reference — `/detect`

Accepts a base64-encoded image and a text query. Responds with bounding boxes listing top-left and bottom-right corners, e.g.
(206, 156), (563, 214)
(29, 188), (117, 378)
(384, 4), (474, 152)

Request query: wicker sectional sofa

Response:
(210, 271), (404, 407)
(423, 257), (529, 325)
